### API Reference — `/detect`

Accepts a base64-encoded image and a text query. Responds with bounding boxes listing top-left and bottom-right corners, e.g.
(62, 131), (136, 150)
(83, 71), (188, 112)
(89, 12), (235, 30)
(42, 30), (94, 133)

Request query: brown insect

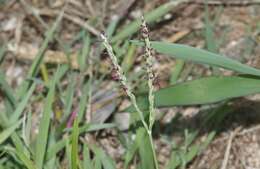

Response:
(111, 67), (120, 81)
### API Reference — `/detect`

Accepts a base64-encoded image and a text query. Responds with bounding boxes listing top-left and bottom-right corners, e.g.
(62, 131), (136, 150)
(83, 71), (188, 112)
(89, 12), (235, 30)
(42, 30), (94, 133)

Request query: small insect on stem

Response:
(111, 68), (120, 81)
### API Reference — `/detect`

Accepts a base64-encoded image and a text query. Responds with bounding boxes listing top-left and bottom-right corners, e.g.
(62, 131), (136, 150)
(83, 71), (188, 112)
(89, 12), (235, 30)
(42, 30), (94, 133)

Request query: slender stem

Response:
(148, 131), (159, 169)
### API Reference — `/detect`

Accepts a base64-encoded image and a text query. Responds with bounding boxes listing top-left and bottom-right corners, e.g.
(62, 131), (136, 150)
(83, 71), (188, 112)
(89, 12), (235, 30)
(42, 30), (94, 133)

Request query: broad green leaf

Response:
(133, 41), (260, 76)
(156, 76), (260, 107)
(127, 76), (260, 111)
(156, 75), (260, 106)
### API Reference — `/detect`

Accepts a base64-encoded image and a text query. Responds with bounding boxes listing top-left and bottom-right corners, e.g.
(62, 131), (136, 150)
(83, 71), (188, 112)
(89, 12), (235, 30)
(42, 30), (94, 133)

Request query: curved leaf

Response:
(126, 76), (260, 111)
(132, 41), (260, 76)
(156, 76), (260, 106)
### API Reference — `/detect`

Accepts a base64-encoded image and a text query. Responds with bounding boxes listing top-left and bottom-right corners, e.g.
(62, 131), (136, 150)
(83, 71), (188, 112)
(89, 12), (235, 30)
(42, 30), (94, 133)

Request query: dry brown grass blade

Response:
(220, 127), (241, 169)
(63, 13), (100, 36)
(167, 29), (191, 43)
(8, 43), (79, 69)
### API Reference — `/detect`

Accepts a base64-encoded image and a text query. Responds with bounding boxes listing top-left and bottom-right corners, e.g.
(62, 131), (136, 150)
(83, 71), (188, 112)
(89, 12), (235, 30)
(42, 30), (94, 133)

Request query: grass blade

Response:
(63, 73), (76, 120)
(79, 123), (116, 133)
(11, 133), (37, 169)
(123, 138), (138, 169)
(83, 144), (93, 169)
(9, 83), (36, 124)
(23, 111), (32, 147)
(91, 145), (116, 169)
(126, 75), (260, 111)
(17, 10), (64, 99)
(155, 75), (260, 106)
(136, 128), (155, 169)
(204, 2), (217, 53)
(35, 67), (60, 169)
(111, 0), (187, 43)
(71, 116), (79, 169)
(77, 80), (90, 122)
(0, 70), (17, 108)
(0, 119), (22, 144)
(170, 59), (185, 84)
(122, 44), (137, 73)
(46, 123), (115, 161)
(133, 41), (260, 76)
(44, 131), (57, 169)
(78, 31), (91, 71)
(45, 138), (67, 161)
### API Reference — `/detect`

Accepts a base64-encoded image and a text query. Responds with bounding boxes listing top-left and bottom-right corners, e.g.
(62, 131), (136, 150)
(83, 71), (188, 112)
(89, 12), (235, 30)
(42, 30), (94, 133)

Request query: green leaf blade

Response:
(35, 67), (60, 169)
(149, 41), (260, 76)
(71, 116), (79, 169)
(126, 76), (260, 112)
(155, 76), (260, 107)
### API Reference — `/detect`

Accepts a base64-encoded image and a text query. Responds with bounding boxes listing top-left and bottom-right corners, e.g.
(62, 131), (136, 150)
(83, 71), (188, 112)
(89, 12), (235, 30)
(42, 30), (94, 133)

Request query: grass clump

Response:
(2, 1), (260, 169)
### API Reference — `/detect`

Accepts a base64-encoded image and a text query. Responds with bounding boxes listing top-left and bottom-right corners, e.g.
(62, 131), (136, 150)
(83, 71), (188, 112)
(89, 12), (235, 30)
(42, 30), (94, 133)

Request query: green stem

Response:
(147, 130), (159, 169)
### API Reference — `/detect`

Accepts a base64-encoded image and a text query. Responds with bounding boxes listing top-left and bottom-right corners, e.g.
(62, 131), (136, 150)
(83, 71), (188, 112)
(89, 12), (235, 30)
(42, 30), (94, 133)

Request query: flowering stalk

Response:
(101, 17), (159, 168)
(141, 16), (156, 130)
(140, 16), (159, 169)
(100, 33), (149, 132)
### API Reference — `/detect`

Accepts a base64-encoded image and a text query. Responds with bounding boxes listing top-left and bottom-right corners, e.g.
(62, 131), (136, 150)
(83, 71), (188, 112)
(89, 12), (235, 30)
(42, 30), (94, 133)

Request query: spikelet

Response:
(100, 33), (149, 131)
(141, 16), (156, 129)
